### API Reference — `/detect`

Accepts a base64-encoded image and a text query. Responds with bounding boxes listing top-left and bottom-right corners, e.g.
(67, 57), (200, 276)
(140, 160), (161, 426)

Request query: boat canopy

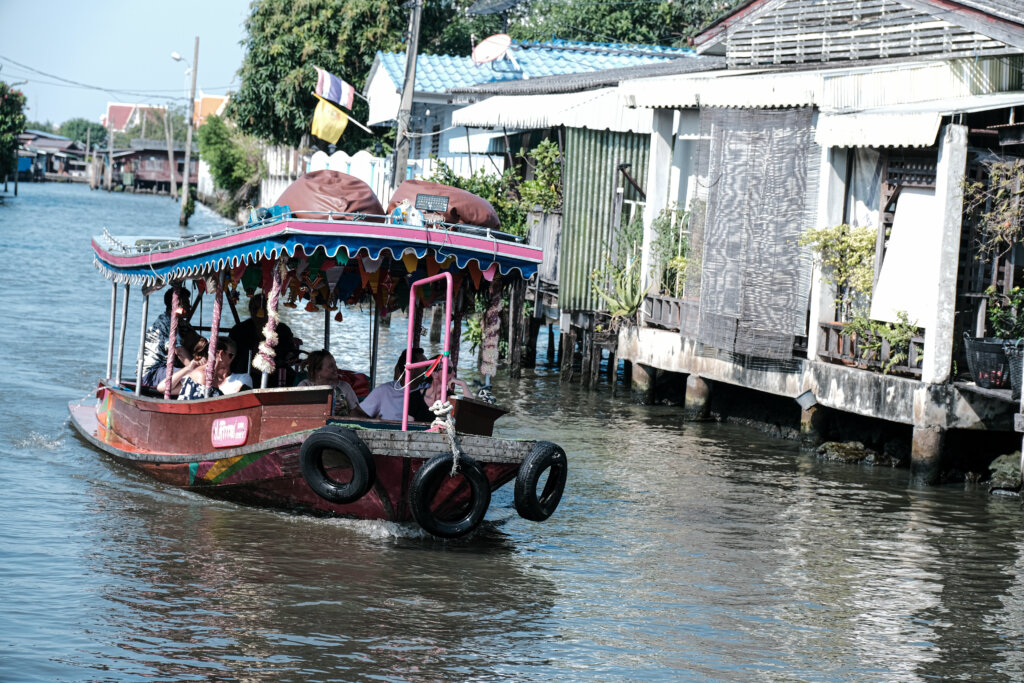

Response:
(92, 215), (543, 287)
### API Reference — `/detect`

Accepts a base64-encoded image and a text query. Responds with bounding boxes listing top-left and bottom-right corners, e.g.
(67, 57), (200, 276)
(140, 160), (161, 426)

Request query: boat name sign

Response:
(211, 416), (249, 447)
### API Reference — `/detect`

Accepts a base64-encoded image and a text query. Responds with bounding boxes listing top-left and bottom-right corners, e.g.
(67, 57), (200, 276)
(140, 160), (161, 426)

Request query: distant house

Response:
(193, 94), (229, 127)
(102, 103), (167, 135)
(115, 139), (198, 192)
(364, 39), (697, 181)
(18, 129), (86, 179)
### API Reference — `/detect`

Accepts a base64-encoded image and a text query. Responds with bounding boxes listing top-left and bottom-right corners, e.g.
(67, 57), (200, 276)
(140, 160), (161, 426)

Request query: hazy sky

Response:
(0, 0), (249, 127)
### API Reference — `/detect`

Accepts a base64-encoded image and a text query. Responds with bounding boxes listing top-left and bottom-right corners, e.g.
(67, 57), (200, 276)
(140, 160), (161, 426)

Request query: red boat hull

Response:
(69, 383), (525, 525)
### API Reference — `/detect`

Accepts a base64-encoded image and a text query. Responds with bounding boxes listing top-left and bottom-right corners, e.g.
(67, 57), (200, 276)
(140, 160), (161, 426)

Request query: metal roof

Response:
(620, 56), (1022, 111)
(694, 0), (1024, 55)
(374, 39), (696, 95)
(815, 91), (1024, 147)
(451, 56), (726, 96)
(451, 88), (653, 134)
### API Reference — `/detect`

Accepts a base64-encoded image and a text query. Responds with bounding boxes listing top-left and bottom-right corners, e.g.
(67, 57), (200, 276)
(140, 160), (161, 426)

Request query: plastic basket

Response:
(1004, 340), (1024, 401)
(963, 334), (1012, 389)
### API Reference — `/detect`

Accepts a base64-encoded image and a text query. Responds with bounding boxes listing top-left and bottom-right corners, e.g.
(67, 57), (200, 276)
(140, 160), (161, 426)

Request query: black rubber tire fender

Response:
(409, 453), (491, 538)
(514, 441), (567, 522)
(299, 426), (376, 505)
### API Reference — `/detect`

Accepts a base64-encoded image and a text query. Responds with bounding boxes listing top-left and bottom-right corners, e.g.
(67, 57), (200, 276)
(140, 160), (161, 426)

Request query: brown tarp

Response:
(386, 179), (500, 229)
(275, 170), (385, 221)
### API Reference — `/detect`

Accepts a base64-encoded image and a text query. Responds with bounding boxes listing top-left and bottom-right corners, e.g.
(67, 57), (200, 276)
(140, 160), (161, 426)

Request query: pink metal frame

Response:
(402, 272), (453, 431)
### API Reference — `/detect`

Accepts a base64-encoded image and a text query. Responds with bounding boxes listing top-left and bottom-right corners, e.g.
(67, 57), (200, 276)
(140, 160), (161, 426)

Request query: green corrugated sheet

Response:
(560, 127), (649, 312)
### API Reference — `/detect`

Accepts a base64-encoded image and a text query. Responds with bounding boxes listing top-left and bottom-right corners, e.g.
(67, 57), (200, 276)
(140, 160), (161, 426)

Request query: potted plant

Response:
(962, 158), (1024, 389)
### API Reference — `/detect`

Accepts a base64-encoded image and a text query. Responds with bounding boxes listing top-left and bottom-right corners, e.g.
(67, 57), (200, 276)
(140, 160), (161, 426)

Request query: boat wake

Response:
(13, 431), (65, 451)
(302, 514), (512, 541)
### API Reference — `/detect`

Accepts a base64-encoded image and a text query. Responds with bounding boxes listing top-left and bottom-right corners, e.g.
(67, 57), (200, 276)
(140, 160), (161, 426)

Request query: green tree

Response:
(228, 0), (503, 152)
(24, 119), (55, 133)
(512, 0), (738, 46)
(229, 0), (403, 151)
(1, 80), (27, 176)
(426, 158), (526, 236)
(59, 117), (108, 149)
(197, 114), (264, 211)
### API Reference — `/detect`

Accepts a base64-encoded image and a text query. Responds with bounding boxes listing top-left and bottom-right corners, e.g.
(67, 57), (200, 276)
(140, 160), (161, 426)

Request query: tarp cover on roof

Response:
(274, 170), (385, 221)
(386, 180), (500, 229)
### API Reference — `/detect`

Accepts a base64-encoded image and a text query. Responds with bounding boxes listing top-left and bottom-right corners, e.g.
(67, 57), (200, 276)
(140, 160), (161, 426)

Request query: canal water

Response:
(3, 182), (1024, 682)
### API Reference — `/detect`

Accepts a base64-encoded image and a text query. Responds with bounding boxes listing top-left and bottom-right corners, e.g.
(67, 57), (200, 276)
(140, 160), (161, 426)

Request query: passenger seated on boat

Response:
(360, 350), (434, 422)
(156, 337), (211, 397)
(215, 339), (251, 394)
(229, 293), (300, 388)
(176, 338), (235, 401)
(296, 350), (367, 417)
(424, 362), (472, 406)
(141, 288), (201, 388)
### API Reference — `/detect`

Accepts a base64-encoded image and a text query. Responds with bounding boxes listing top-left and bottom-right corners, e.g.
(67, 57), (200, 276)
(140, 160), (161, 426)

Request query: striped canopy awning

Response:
(92, 218), (543, 286)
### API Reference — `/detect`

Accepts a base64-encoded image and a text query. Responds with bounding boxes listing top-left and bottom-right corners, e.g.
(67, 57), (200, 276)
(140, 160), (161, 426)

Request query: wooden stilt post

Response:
(580, 316), (595, 388)
(606, 343), (617, 385)
(560, 322), (576, 383)
(547, 323), (556, 364)
(412, 302), (423, 348)
(523, 317), (541, 369)
(509, 279), (524, 379)
(429, 305), (444, 342)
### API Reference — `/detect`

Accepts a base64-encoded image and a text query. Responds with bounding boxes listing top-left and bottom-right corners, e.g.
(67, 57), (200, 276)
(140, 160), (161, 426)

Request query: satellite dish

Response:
(467, 0), (521, 15)
(472, 33), (512, 65)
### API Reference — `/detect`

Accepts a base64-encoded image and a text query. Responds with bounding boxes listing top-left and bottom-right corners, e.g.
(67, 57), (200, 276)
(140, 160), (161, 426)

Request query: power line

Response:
(0, 54), (234, 102)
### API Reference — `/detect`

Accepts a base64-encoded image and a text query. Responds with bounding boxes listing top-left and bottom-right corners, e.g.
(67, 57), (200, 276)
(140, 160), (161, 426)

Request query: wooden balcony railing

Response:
(817, 321), (924, 377)
(642, 295), (700, 333)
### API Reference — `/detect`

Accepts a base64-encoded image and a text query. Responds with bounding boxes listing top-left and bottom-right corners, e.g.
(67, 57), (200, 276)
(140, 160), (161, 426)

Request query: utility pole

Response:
(163, 108), (178, 199)
(390, 0), (422, 194)
(105, 118), (113, 191)
(179, 36), (199, 226)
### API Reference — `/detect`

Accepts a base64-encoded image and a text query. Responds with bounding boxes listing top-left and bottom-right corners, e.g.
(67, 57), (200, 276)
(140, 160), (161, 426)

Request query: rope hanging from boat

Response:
(204, 272), (224, 392)
(253, 258), (284, 376)
(429, 399), (462, 475)
(163, 285), (181, 399)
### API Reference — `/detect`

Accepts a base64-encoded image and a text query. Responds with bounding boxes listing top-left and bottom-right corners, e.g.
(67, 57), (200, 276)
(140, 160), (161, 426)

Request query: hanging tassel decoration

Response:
(253, 259), (284, 375)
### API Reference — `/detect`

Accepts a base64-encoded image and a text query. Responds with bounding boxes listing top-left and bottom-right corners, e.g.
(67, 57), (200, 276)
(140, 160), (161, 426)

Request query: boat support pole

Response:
(324, 304), (330, 350)
(105, 282), (117, 381)
(369, 298), (380, 388)
(135, 293), (149, 395)
(114, 284), (131, 386)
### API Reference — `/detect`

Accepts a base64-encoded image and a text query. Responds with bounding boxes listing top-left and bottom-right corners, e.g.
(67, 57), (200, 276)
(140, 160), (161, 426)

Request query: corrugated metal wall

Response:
(560, 127), (650, 312)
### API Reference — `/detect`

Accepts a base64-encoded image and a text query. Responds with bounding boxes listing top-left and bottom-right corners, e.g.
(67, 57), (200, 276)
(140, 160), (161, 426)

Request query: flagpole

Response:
(310, 93), (374, 135)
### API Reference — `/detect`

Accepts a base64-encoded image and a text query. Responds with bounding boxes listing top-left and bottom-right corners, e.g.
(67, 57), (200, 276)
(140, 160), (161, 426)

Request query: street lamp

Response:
(172, 40), (199, 227)
(171, 52), (191, 100)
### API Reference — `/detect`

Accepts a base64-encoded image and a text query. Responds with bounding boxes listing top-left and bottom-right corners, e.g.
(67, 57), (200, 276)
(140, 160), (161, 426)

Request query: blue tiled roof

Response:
(377, 39), (696, 94)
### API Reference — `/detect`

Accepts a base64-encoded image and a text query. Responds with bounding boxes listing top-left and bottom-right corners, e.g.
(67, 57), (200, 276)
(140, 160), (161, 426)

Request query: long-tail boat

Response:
(68, 171), (567, 538)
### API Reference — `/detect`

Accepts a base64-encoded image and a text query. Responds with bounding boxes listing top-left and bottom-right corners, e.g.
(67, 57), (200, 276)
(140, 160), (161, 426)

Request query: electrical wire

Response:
(0, 54), (236, 101)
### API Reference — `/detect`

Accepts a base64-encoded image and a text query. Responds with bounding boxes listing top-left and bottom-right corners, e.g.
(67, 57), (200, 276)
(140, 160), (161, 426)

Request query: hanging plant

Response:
(963, 158), (1024, 264)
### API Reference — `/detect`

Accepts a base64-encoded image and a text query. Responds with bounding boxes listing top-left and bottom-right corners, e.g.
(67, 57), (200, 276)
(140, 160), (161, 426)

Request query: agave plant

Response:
(590, 255), (650, 322)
